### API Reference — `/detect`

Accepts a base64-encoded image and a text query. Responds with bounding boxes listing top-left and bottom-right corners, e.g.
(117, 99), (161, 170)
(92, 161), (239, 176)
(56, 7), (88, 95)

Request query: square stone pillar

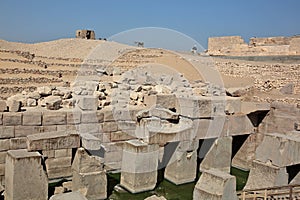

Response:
(120, 140), (159, 193)
(5, 149), (48, 200)
(164, 140), (198, 185)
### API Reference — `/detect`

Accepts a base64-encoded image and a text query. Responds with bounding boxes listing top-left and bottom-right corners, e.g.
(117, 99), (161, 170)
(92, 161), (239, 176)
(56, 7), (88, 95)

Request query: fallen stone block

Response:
(50, 191), (88, 200)
(37, 86), (53, 96)
(244, 160), (288, 190)
(76, 96), (98, 111)
(73, 171), (107, 200)
(72, 148), (104, 174)
(193, 169), (238, 200)
(144, 94), (177, 109)
(27, 131), (80, 151)
(200, 137), (232, 173)
(121, 140), (159, 193)
(5, 149), (48, 200)
(81, 133), (102, 150)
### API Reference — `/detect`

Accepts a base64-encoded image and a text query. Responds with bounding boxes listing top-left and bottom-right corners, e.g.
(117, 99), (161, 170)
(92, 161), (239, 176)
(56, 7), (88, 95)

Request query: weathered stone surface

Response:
(72, 148), (106, 200)
(81, 111), (104, 123)
(73, 171), (107, 200)
(280, 83), (294, 95)
(232, 134), (257, 170)
(54, 186), (65, 194)
(121, 140), (159, 193)
(164, 140), (198, 185)
(0, 100), (7, 112)
(244, 160), (288, 190)
(0, 152), (7, 164)
(77, 96), (98, 111)
(144, 94), (177, 109)
(5, 149), (48, 200)
(22, 111), (42, 125)
(72, 148), (104, 174)
(0, 126), (14, 139)
(45, 157), (72, 170)
(255, 132), (300, 167)
(240, 101), (270, 114)
(193, 169), (238, 200)
(81, 133), (102, 150)
(43, 111), (66, 125)
(78, 123), (100, 134)
(3, 113), (22, 126)
(110, 131), (136, 142)
(137, 107), (179, 120)
(67, 110), (81, 124)
(14, 125), (41, 137)
(55, 148), (72, 158)
(0, 139), (10, 151)
(7, 99), (21, 112)
(9, 137), (27, 150)
(47, 166), (72, 179)
(50, 191), (88, 200)
(27, 131), (80, 151)
(200, 137), (232, 173)
(37, 86), (52, 96)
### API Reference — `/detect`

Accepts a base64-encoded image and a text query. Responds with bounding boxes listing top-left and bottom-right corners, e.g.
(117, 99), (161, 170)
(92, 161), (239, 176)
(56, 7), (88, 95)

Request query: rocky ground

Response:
(0, 38), (299, 107)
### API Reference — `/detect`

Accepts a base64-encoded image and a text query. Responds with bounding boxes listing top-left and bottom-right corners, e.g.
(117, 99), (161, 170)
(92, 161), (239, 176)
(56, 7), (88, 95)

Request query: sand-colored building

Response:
(76, 29), (95, 40)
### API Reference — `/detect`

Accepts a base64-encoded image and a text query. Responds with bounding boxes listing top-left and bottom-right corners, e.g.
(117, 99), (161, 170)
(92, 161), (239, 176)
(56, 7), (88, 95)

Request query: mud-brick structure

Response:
(76, 30), (95, 40)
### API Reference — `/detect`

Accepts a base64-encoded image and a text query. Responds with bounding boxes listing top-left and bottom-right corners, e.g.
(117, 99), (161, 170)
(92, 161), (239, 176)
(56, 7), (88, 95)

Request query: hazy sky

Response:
(0, 0), (300, 48)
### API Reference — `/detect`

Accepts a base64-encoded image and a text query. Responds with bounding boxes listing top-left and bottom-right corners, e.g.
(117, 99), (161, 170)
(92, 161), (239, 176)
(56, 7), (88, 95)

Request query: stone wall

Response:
(208, 35), (300, 56)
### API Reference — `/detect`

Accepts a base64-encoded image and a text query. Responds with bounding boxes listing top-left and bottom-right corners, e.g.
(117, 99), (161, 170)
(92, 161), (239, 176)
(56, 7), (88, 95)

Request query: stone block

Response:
(72, 148), (104, 174)
(72, 171), (107, 200)
(27, 131), (80, 151)
(0, 152), (7, 164)
(200, 137), (232, 173)
(78, 123), (100, 134)
(47, 166), (72, 179)
(81, 133), (102, 150)
(43, 111), (66, 125)
(0, 164), (4, 176)
(144, 94), (177, 109)
(3, 113), (22, 126)
(120, 140), (159, 193)
(81, 111), (104, 123)
(50, 191), (88, 200)
(227, 114), (254, 136)
(0, 139), (10, 151)
(22, 111), (42, 125)
(77, 96), (98, 111)
(193, 169), (238, 200)
(244, 160), (288, 190)
(0, 100), (7, 112)
(255, 132), (300, 167)
(55, 148), (72, 158)
(45, 96), (62, 110)
(110, 131), (136, 142)
(45, 157), (72, 170)
(7, 99), (21, 112)
(14, 125), (41, 137)
(67, 110), (81, 124)
(103, 121), (118, 132)
(165, 140), (198, 185)
(0, 113), (2, 125)
(0, 126), (14, 139)
(5, 149), (48, 200)
(9, 137), (27, 150)
(42, 150), (55, 158)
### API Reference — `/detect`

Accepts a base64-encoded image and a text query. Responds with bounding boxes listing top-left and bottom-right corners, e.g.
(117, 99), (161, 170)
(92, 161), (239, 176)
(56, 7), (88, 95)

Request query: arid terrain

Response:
(0, 38), (299, 106)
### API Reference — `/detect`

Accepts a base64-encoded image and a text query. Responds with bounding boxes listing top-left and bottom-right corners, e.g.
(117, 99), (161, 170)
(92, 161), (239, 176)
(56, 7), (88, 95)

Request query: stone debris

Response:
(44, 96), (62, 110)
(144, 195), (167, 200)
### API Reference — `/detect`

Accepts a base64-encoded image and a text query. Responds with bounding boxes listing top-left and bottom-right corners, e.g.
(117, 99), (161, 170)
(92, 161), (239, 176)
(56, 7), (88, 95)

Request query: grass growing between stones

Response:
(230, 167), (249, 191)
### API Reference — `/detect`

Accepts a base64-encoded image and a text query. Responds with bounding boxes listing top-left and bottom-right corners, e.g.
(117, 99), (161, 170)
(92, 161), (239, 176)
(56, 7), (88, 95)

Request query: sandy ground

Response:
(0, 38), (299, 103)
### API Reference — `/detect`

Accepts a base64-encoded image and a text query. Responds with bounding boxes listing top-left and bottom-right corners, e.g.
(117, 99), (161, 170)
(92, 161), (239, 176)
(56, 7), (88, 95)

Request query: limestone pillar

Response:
(193, 169), (238, 200)
(120, 140), (159, 193)
(200, 136), (232, 173)
(164, 140), (198, 185)
(5, 149), (48, 200)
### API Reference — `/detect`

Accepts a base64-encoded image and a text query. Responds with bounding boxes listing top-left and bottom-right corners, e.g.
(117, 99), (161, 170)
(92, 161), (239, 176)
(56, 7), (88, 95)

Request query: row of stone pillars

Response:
(120, 137), (238, 199)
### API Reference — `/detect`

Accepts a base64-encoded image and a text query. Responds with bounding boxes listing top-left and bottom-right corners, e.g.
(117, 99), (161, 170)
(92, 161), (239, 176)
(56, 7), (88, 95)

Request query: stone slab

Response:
(27, 131), (80, 151)
(50, 191), (88, 200)
(3, 113), (22, 126)
(22, 111), (42, 126)
(43, 111), (66, 125)
(0, 126), (14, 139)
